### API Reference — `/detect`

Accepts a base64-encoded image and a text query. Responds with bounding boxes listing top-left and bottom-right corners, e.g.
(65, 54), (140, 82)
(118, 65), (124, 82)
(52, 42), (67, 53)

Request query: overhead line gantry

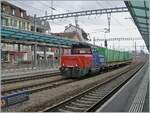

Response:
(37, 7), (128, 20)
(92, 37), (142, 41)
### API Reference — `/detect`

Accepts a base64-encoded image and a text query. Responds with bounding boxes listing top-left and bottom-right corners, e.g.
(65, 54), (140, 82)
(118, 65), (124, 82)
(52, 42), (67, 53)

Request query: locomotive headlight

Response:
(75, 64), (78, 67)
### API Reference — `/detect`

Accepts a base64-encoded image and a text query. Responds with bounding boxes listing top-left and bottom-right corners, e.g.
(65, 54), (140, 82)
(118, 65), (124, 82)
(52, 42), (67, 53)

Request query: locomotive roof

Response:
(72, 43), (91, 48)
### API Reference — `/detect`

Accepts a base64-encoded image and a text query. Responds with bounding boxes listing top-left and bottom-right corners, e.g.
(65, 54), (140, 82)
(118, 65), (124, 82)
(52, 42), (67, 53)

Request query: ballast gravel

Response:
(2, 76), (62, 93)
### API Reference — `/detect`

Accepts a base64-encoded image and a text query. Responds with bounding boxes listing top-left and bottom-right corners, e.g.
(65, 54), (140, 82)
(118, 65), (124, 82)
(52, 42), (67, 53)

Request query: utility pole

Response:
(104, 39), (107, 48)
(51, 0), (53, 15)
(45, 10), (48, 16)
(93, 37), (96, 45)
(34, 14), (36, 32)
(75, 16), (78, 27)
(135, 41), (136, 59)
(104, 13), (111, 48)
(107, 13), (111, 32)
(104, 32), (107, 48)
(33, 14), (37, 68)
(113, 39), (115, 49)
(75, 16), (79, 33)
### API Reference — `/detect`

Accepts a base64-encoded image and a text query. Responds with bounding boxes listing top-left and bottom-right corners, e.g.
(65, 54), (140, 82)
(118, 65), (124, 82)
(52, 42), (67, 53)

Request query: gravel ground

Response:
(2, 61), (140, 112)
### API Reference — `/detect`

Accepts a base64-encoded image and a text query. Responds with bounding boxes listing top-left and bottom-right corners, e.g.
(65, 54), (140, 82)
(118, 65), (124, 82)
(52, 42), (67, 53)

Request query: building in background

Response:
(1, 1), (31, 31)
(1, 43), (32, 64)
(52, 32), (81, 41)
(28, 16), (51, 33)
(52, 24), (89, 42)
(64, 24), (89, 42)
(1, 1), (51, 33)
(1, 1), (51, 65)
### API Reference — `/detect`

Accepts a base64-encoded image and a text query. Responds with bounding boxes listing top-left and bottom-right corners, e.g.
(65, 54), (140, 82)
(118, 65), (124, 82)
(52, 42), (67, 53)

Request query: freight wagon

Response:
(60, 43), (133, 78)
(97, 47), (133, 67)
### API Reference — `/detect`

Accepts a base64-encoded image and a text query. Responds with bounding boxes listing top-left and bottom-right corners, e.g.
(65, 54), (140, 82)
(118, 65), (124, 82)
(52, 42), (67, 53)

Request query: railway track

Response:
(2, 63), (128, 96)
(2, 62), (129, 85)
(2, 78), (76, 96)
(42, 62), (144, 112)
(1, 71), (61, 84)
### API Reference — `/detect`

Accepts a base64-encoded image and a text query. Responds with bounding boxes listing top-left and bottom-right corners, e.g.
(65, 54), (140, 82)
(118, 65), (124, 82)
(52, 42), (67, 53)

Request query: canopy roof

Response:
(1, 26), (78, 46)
(125, 1), (149, 51)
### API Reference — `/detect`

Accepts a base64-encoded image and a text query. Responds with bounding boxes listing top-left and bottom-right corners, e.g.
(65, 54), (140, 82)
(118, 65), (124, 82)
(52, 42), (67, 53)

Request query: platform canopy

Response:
(1, 26), (79, 47)
(125, 1), (149, 51)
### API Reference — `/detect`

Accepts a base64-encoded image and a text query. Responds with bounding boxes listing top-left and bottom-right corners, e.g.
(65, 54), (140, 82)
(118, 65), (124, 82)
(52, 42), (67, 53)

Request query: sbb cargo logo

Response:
(1, 98), (7, 108)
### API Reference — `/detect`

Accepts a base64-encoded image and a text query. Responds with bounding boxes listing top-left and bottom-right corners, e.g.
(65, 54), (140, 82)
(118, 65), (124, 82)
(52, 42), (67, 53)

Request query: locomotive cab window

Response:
(71, 48), (92, 54)
(71, 44), (92, 54)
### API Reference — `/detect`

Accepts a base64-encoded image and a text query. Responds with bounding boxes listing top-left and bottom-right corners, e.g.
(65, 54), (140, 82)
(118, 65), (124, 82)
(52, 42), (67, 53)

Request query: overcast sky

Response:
(7, 0), (148, 53)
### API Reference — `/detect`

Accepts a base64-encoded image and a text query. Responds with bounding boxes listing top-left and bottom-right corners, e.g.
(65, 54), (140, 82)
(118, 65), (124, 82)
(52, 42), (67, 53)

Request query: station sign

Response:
(1, 91), (29, 108)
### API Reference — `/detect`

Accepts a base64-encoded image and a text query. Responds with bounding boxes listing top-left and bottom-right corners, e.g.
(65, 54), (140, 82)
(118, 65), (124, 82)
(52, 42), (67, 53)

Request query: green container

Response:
(97, 47), (133, 63)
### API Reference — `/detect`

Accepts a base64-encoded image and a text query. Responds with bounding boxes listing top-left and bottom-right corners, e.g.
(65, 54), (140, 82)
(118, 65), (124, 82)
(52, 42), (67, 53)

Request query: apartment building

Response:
(1, 1), (52, 64)
(1, 1), (31, 31)
(1, 1), (51, 33)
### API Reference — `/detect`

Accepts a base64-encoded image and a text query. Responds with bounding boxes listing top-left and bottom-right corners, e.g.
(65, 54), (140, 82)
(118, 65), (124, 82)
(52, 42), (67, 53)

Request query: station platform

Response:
(142, 84), (149, 112)
(1, 67), (60, 80)
(96, 61), (149, 112)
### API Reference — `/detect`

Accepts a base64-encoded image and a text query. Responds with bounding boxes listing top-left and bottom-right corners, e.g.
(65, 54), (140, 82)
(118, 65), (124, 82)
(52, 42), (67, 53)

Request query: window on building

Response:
(12, 9), (15, 15)
(19, 21), (21, 29)
(11, 19), (17, 27)
(31, 26), (34, 31)
(27, 22), (29, 30)
(1, 51), (9, 63)
(27, 22), (30, 31)
(22, 22), (25, 30)
(37, 28), (43, 33)
(1, 43), (4, 50)
(14, 19), (17, 27)
(10, 18), (16, 27)
(1, 17), (9, 26)
(41, 21), (45, 25)
(10, 18), (13, 26)
(21, 11), (23, 17)
(2, 6), (6, 12)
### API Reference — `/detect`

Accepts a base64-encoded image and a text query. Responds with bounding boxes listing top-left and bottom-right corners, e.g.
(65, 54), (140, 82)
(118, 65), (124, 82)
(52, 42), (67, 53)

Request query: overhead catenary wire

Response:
(8, 0), (44, 13)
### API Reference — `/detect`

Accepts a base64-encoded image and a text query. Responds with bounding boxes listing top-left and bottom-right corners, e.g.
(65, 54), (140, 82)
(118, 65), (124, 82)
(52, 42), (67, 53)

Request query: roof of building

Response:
(1, 1), (26, 12)
(65, 24), (88, 40)
(52, 32), (80, 40)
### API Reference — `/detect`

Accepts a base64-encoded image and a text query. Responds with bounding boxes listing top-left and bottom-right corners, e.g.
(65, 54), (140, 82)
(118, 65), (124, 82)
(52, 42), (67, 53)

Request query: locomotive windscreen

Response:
(71, 44), (92, 54)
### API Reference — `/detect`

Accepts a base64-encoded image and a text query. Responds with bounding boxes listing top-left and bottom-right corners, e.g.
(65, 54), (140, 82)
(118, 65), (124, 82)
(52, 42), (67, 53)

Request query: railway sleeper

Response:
(84, 95), (101, 99)
(80, 97), (99, 101)
(58, 108), (71, 112)
(77, 99), (97, 104)
(68, 104), (89, 109)
(89, 91), (105, 95)
(71, 102), (91, 107)
(88, 93), (101, 96)
(65, 105), (86, 111)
